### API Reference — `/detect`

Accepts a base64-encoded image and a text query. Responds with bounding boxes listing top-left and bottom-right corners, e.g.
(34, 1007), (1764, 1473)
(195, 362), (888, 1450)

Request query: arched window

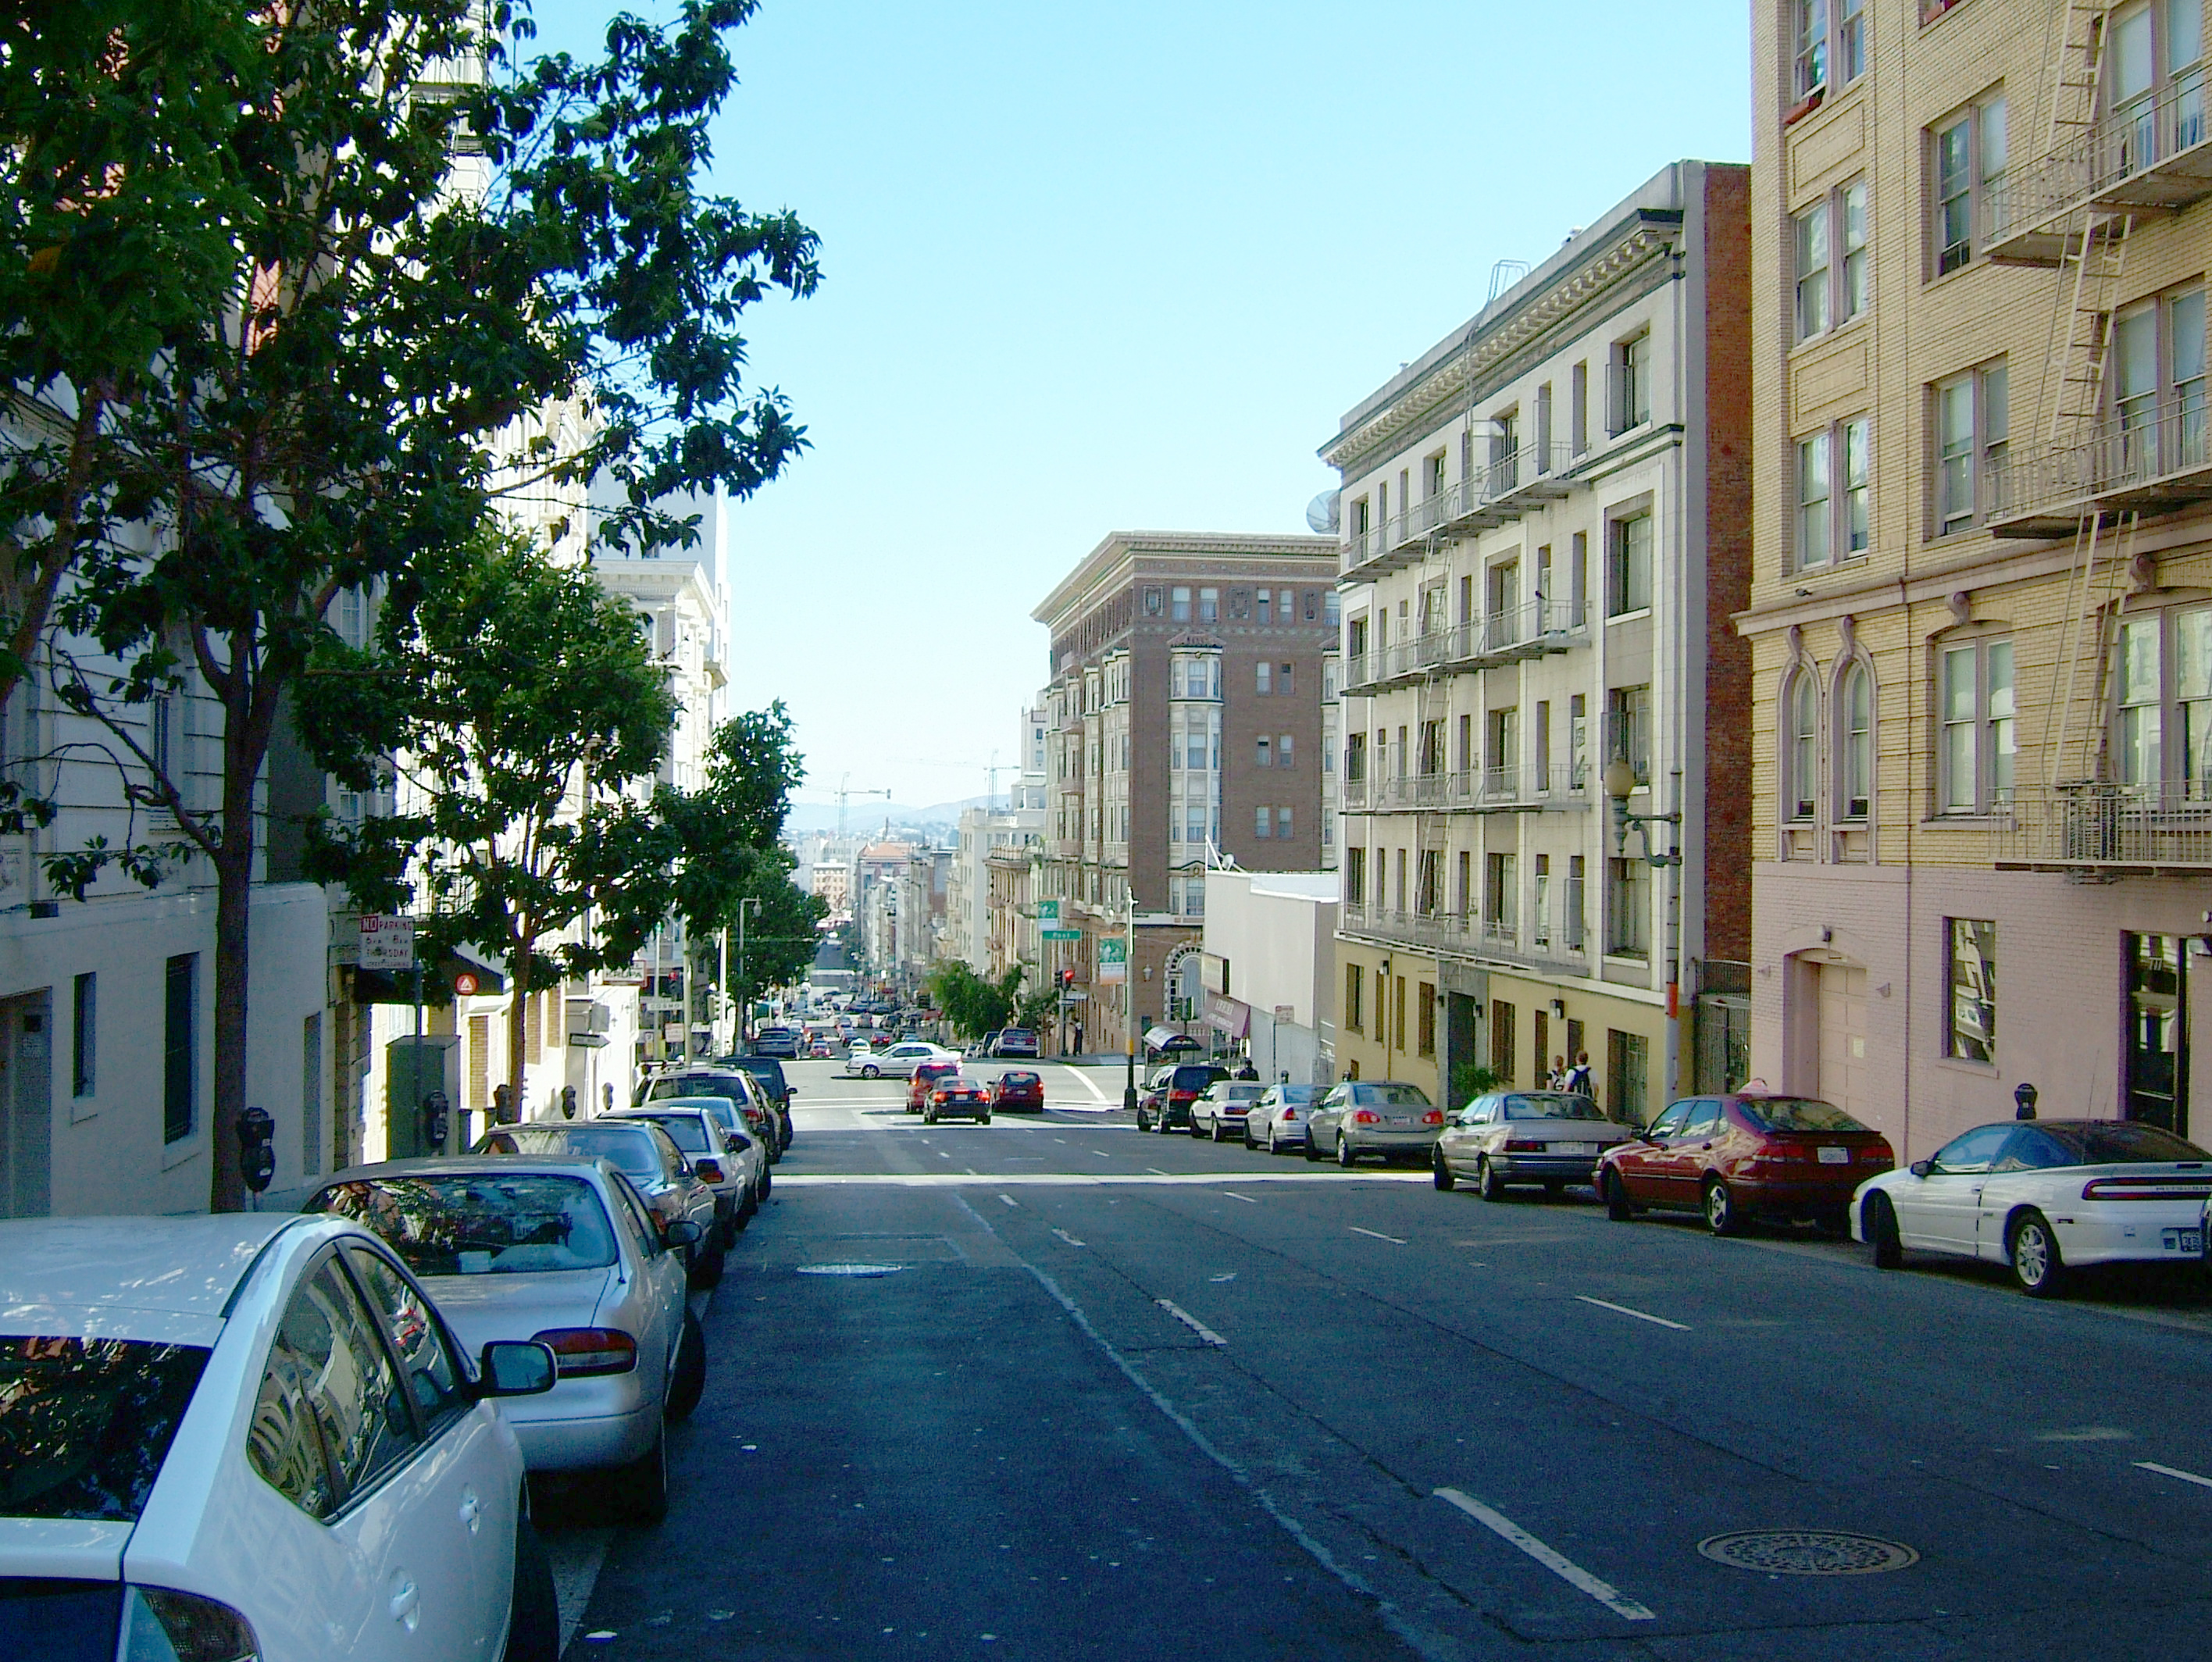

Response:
(1839, 663), (1873, 819)
(1788, 673), (1819, 821)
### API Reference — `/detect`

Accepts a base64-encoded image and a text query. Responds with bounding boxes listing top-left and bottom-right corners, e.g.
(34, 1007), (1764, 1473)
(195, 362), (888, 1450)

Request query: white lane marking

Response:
(1350, 1226), (1406, 1244)
(1156, 1298), (1228, 1346)
(1052, 1227), (1086, 1247)
(1434, 1489), (1655, 1621)
(998, 1194), (1019, 1208)
(1091, 1147), (1111, 1158)
(1575, 1295), (1690, 1332)
(1062, 1066), (1108, 1103)
(1222, 1192), (1258, 1204)
(2137, 1460), (2212, 1490)
(772, 1171), (1432, 1187)
(548, 1527), (613, 1653)
(1147, 1168), (1170, 1177)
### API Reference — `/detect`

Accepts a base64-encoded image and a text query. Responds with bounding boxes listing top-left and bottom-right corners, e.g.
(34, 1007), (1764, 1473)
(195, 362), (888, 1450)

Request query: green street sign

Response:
(1097, 938), (1128, 964)
(1037, 899), (1060, 922)
(1042, 928), (1080, 941)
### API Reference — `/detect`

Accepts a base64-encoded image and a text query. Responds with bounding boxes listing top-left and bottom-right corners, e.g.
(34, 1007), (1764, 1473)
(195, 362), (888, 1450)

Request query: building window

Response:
(1277, 806), (1292, 838)
(2113, 286), (2207, 481)
(1279, 733), (1293, 768)
(1485, 851), (1518, 936)
(1607, 512), (1653, 615)
(1796, 417), (1871, 569)
(1172, 587), (1191, 622)
(1254, 805), (1271, 839)
(1794, 200), (1830, 340)
(1932, 93), (2006, 276)
(1143, 587), (1164, 617)
(1345, 963), (1363, 1033)
(164, 952), (196, 1144)
(1939, 636), (2016, 811)
(1796, 431), (1832, 565)
(1607, 858), (1650, 958)
(1786, 672), (1819, 821)
(1933, 361), (2008, 537)
(2113, 605), (2212, 794)
(1490, 998), (1516, 1082)
(1607, 684), (1651, 786)
(1255, 736), (1271, 769)
(1418, 983), (1436, 1057)
(1837, 662), (1874, 819)
(2110, 2), (2205, 169)
(1346, 846), (1365, 907)
(1608, 332), (1651, 435)
(1794, 180), (1869, 344)
(1280, 662), (1293, 695)
(1346, 731), (1366, 781)
(1607, 1029), (1650, 1125)
(1794, 0), (1869, 98)
(1946, 918), (1997, 1063)
(1198, 587), (1218, 624)
(1324, 590), (1340, 626)
(1256, 661), (1272, 694)
(1229, 587), (1250, 620)
(70, 972), (95, 1099)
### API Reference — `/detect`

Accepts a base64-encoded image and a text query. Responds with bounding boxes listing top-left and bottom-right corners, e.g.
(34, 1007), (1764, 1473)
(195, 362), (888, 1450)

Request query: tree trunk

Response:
(506, 933), (533, 1120)
(206, 711), (260, 1214)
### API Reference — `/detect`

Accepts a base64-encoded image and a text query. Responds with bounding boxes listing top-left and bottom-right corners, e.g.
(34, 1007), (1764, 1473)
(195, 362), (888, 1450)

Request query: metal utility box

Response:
(384, 1034), (462, 1158)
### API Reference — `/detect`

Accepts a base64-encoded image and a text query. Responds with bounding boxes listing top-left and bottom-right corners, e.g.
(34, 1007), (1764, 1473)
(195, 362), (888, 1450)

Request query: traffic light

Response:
(1059, 968), (1075, 992)
(236, 1106), (276, 1194)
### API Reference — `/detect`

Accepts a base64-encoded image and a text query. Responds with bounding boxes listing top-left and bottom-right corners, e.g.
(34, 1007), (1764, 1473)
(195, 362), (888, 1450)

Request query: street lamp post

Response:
(733, 897), (763, 1054)
(1604, 758), (1684, 1100)
(1123, 886), (1137, 1113)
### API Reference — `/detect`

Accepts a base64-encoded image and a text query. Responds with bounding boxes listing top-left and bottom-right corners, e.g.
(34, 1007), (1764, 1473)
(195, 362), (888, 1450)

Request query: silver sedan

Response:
(1304, 1081), (1444, 1166)
(1432, 1090), (1632, 1199)
(305, 1155), (704, 1525)
(1244, 1084), (1325, 1151)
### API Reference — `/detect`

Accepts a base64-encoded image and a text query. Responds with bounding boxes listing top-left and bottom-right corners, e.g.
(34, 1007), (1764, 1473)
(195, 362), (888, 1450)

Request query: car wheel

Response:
(689, 1240), (725, 1290)
(979, 1113), (991, 1124)
(1475, 1157), (1504, 1202)
(501, 1514), (559, 1662)
(1304, 1131), (1322, 1162)
(1703, 1178), (1743, 1237)
(862, 1065), (880, 1079)
(924, 1106), (937, 1123)
(1267, 1129), (1280, 1154)
(1432, 1149), (1456, 1191)
(1211, 1118), (1227, 1143)
(665, 1311), (706, 1423)
(2010, 1210), (2068, 1297)
(610, 1425), (669, 1526)
(1336, 1133), (1357, 1168)
(1865, 1192), (1903, 1269)
(1603, 1168), (1635, 1222)
(1136, 1112), (1151, 1132)
(1243, 1123), (1258, 1149)
(758, 1167), (772, 1199)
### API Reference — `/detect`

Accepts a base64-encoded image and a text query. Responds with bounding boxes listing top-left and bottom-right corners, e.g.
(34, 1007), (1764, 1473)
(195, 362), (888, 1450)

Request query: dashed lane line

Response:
(1222, 1192), (1258, 1204)
(998, 1194), (1019, 1207)
(1434, 1488), (1655, 1621)
(1349, 1226), (1407, 1244)
(1575, 1295), (1690, 1332)
(1155, 1298), (1228, 1346)
(1052, 1227), (1086, 1247)
(2137, 1460), (2212, 1490)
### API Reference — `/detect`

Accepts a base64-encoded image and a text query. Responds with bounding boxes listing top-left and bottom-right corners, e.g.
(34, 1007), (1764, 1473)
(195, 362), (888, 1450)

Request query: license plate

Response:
(1818, 1147), (1850, 1164)
(2162, 1227), (2204, 1254)
(1554, 1141), (1597, 1156)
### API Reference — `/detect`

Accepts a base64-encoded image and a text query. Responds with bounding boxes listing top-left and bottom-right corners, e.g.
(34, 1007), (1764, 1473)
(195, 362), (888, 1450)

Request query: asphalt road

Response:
(548, 1059), (2212, 1660)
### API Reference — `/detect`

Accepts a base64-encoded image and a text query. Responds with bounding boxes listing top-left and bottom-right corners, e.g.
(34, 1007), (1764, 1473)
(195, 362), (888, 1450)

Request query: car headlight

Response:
(120, 1587), (260, 1662)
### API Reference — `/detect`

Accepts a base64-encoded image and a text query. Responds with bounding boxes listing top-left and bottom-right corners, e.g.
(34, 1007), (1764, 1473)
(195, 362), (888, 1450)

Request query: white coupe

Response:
(1852, 1118), (2212, 1296)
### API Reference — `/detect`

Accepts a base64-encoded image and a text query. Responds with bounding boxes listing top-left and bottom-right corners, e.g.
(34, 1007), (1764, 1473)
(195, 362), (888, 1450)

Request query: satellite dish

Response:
(1304, 490), (1340, 535)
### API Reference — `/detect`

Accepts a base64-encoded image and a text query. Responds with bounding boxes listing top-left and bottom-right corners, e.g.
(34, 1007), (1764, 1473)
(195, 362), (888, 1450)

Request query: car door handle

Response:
(458, 1487), (481, 1535)
(388, 1571), (420, 1630)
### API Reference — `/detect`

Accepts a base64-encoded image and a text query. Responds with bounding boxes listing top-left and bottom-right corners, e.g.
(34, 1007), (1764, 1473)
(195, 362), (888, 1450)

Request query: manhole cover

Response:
(796, 1262), (904, 1278)
(1697, 1531), (1918, 1575)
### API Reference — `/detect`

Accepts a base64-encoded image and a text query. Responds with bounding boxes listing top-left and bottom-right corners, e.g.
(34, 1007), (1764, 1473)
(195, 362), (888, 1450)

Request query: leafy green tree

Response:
(303, 530), (679, 1112)
(926, 961), (1028, 1040)
(45, 0), (816, 1209)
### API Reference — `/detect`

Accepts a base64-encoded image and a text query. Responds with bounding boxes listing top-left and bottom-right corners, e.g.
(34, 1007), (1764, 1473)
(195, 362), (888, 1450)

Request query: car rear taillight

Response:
(119, 1585), (260, 1662)
(694, 1158), (725, 1182)
(1172, 1090), (1197, 1104)
(1354, 1109), (1380, 1125)
(531, 1327), (639, 1377)
(1504, 1138), (1546, 1152)
(2082, 1176), (2212, 1200)
(1422, 1110), (1444, 1125)
(1281, 1107), (1298, 1120)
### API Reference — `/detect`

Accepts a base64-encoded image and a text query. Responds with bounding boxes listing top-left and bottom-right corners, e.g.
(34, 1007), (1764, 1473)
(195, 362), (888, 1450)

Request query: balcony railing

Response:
(1989, 394), (2212, 536)
(1345, 598), (1591, 695)
(1340, 444), (1588, 580)
(1991, 779), (2212, 870)
(1363, 761), (1592, 814)
(1339, 903), (1589, 972)
(1989, 74), (2212, 264)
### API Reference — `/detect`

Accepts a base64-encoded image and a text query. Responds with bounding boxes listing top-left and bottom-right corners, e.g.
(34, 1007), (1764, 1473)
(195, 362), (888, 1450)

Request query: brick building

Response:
(1324, 159), (1754, 1122)
(1033, 533), (1340, 1056)
(1738, 0), (2212, 1156)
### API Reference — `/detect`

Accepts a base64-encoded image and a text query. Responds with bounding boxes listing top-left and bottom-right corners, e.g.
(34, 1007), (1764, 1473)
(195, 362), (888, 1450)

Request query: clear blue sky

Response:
(533, 0), (1752, 811)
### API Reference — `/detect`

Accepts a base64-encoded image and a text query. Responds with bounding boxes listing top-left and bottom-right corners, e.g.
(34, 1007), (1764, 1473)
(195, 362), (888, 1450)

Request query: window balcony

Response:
(1989, 395), (2212, 537)
(1988, 77), (2212, 267)
(1351, 600), (1591, 697)
(1365, 761), (1591, 814)
(1338, 904), (1589, 975)
(1991, 779), (2212, 872)
(1340, 776), (1370, 811)
(1341, 444), (1586, 582)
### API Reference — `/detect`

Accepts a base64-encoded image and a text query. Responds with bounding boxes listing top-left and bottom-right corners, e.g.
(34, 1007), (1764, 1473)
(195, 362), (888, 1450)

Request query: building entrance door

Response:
(0, 992), (52, 1218)
(2125, 933), (2187, 1136)
(1816, 963), (1868, 1122)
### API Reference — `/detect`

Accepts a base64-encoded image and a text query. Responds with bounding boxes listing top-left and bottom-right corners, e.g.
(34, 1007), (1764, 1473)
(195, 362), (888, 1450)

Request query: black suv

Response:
(1135, 1062), (1232, 1132)
(726, 1054), (795, 1150)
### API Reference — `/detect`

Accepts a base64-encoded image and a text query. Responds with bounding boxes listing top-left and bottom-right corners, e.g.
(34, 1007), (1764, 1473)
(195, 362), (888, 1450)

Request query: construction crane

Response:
(835, 775), (892, 841)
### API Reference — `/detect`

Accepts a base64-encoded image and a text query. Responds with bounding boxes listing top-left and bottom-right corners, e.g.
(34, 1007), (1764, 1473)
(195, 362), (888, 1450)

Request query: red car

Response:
(989, 1070), (1045, 1111)
(925, 1072), (991, 1124)
(1593, 1090), (1895, 1236)
(908, 1060), (960, 1114)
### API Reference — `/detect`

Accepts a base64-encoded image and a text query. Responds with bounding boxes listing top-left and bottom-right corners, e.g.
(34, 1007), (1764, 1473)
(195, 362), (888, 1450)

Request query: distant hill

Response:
(786, 794), (996, 834)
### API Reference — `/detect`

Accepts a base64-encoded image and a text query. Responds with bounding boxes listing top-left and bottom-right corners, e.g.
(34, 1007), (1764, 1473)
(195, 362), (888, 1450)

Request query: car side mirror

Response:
(1910, 1160), (1933, 1179)
(664, 1218), (705, 1249)
(477, 1340), (557, 1398)
(785, 1086), (797, 1095)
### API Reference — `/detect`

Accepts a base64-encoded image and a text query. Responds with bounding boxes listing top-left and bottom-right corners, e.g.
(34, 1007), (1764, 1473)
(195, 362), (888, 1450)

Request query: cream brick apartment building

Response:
(1033, 533), (1340, 1056)
(1741, 0), (2212, 1153)
(1324, 161), (1754, 1122)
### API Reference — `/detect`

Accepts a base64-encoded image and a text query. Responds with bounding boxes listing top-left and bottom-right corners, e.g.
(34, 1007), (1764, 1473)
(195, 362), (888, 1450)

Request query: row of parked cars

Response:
(1142, 1062), (2212, 1299)
(0, 1054), (806, 1660)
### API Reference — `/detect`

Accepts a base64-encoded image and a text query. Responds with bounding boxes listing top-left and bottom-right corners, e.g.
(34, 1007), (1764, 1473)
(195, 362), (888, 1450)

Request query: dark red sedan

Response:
(1593, 1090), (1894, 1236)
(989, 1070), (1045, 1111)
(924, 1072), (991, 1124)
(908, 1060), (959, 1115)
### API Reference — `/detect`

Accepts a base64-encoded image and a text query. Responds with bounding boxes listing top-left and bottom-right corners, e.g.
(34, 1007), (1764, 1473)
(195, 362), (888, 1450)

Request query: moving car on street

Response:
(1853, 1118), (2212, 1296)
(1192, 1080), (1269, 1141)
(852, 1040), (958, 1079)
(307, 1157), (703, 1524)
(1432, 1090), (1629, 1198)
(1304, 1081), (1445, 1166)
(0, 1213), (560, 1662)
(908, 1059), (961, 1113)
(924, 1072), (993, 1123)
(1597, 1090), (1895, 1236)
(1135, 1061), (1232, 1132)
(1245, 1083), (1323, 1151)
(989, 1069), (1046, 1111)
(750, 1026), (800, 1058)
(990, 1028), (1040, 1058)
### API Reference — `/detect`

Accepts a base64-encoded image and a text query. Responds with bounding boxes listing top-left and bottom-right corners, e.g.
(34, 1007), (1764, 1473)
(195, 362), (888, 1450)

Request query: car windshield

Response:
(626, 1115), (710, 1152)
(0, 1336), (209, 1521)
(1000, 1030), (1034, 1043)
(1736, 1097), (1871, 1132)
(2033, 1122), (2211, 1165)
(733, 1058), (787, 1086)
(311, 1174), (621, 1275)
(548, 1126), (662, 1179)
(1225, 1085), (1267, 1100)
(1502, 1093), (1604, 1121)
(1274, 1086), (1320, 1104)
(1354, 1083), (1433, 1107)
(1172, 1067), (1222, 1090)
(1001, 1072), (1039, 1086)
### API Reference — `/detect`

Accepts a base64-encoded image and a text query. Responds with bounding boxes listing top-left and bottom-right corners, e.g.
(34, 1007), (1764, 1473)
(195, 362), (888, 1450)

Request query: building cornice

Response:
(1032, 531), (1339, 629)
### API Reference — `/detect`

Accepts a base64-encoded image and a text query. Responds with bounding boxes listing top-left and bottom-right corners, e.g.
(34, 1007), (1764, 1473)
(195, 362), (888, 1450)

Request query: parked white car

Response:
(0, 1213), (558, 1661)
(847, 1040), (958, 1079)
(1852, 1118), (2212, 1295)
(307, 1156), (704, 1523)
